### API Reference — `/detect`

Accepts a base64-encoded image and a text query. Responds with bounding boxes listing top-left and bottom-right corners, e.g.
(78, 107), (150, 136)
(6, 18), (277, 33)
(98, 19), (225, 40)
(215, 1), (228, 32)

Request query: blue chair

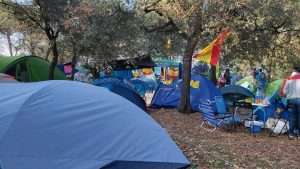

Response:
(199, 97), (233, 132)
(215, 96), (236, 126)
(215, 96), (230, 115)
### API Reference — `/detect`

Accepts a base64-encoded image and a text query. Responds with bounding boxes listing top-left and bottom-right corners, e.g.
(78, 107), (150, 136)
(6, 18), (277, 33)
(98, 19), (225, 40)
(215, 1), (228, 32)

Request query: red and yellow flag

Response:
(194, 29), (230, 65)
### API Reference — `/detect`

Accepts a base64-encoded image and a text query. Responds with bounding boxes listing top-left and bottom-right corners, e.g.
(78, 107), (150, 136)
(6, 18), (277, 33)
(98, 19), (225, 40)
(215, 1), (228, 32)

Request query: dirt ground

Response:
(149, 108), (300, 169)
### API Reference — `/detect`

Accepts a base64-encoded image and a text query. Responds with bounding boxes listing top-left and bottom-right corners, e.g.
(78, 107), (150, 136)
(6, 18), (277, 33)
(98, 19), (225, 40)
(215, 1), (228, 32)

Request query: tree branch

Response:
(0, 0), (44, 30)
(143, 2), (188, 39)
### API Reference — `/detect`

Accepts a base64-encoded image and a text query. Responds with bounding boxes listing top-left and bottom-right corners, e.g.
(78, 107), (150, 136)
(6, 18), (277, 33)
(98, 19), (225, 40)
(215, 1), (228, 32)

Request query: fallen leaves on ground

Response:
(149, 108), (300, 169)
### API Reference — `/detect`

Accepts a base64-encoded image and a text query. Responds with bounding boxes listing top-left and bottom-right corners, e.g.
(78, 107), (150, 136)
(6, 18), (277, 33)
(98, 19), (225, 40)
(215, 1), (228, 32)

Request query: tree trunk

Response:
(178, 38), (198, 114)
(45, 41), (53, 61)
(29, 38), (36, 56)
(210, 64), (217, 85)
(48, 39), (59, 80)
(71, 43), (78, 80)
(6, 32), (13, 57)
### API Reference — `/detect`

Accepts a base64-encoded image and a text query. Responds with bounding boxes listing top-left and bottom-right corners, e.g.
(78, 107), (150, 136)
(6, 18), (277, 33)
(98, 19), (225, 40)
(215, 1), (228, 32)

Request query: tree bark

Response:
(29, 38), (36, 56)
(6, 32), (13, 57)
(71, 41), (78, 79)
(45, 41), (53, 61)
(268, 49), (276, 80)
(178, 37), (198, 114)
(48, 39), (59, 80)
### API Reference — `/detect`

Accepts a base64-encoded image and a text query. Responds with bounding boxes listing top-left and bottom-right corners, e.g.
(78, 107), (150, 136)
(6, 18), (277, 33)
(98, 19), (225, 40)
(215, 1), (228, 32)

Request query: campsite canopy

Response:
(108, 56), (156, 70)
(93, 78), (146, 110)
(220, 85), (255, 103)
(0, 56), (66, 82)
(0, 81), (189, 169)
(151, 75), (222, 111)
(153, 57), (182, 67)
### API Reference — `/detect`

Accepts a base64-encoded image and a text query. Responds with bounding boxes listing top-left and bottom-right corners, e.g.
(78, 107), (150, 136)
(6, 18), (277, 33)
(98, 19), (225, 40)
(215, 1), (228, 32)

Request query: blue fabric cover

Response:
(130, 79), (148, 96)
(253, 93), (288, 122)
(130, 77), (158, 96)
(112, 70), (133, 80)
(94, 77), (135, 90)
(220, 85), (255, 103)
(0, 81), (189, 169)
(132, 77), (158, 91)
(215, 96), (227, 115)
(199, 101), (221, 127)
(93, 78), (146, 110)
(151, 75), (222, 111)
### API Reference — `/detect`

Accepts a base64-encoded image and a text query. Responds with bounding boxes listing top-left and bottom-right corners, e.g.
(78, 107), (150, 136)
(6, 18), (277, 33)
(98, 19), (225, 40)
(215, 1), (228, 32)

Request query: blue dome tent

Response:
(94, 77), (134, 89)
(151, 75), (222, 111)
(93, 78), (146, 110)
(220, 85), (255, 103)
(0, 81), (189, 169)
(130, 79), (148, 96)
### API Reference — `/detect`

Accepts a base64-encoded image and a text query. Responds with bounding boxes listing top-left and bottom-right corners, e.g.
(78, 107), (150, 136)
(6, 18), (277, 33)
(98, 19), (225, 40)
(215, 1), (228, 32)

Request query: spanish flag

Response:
(194, 29), (230, 65)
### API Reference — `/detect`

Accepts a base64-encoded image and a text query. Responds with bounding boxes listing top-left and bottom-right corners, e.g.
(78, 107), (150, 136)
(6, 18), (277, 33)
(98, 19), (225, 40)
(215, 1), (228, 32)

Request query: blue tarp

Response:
(93, 78), (146, 110)
(112, 70), (133, 80)
(0, 81), (189, 169)
(99, 70), (132, 80)
(131, 77), (158, 96)
(254, 93), (288, 122)
(151, 75), (222, 111)
(220, 85), (255, 103)
(94, 77), (135, 90)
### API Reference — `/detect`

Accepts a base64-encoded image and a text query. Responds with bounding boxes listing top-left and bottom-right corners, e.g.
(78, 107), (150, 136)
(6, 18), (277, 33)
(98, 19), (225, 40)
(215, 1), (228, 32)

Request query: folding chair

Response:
(199, 97), (233, 132)
(269, 118), (289, 137)
(215, 96), (237, 129)
(269, 105), (290, 137)
(215, 96), (234, 116)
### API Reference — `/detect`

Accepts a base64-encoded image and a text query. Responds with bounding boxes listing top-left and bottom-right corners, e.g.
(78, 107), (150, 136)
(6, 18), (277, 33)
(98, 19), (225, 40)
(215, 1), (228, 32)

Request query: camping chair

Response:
(215, 96), (237, 129)
(269, 110), (289, 137)
(199, 97), (233, 132)
(269, 98), (289, 137)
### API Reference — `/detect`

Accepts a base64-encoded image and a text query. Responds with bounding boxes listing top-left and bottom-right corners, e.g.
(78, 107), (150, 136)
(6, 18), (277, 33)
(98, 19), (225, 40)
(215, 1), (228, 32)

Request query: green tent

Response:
(265, 79), (283, 97)
(0, 56), (66, 82)
(236, 76), (256, 93)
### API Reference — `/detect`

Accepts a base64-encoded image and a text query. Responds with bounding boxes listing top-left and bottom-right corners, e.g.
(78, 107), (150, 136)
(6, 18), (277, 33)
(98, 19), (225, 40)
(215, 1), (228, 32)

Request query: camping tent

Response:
(151, 75), (222, 111)
(265, 79), (283, 97)
(220, 85), (255, 103)
(0, 56), (66, 82)
(131, 76), (158, 94)
(0, 81), (189, 169)
(236, 76), (256, 92)
(93, 78), (146, 110)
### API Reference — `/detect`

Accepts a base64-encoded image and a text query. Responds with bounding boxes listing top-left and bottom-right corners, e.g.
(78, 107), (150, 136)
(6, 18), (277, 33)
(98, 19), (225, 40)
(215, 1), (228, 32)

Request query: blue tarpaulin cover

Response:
(0, 81), (189, 169)
(93, 78), (146, 110)
(112, 70), (133, 80)
(220, 85), (255, 103)
(151, 75), (221, 111)
(130, 77), (158, 96)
